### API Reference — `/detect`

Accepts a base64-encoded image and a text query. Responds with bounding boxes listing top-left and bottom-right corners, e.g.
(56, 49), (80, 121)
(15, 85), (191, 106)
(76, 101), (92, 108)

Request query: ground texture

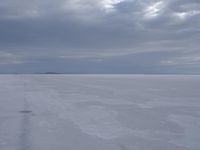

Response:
(0, 75), (200, 150)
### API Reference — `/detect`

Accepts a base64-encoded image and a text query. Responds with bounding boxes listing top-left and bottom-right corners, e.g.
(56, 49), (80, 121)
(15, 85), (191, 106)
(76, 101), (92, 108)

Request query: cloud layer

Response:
(0, 0), (200, 73)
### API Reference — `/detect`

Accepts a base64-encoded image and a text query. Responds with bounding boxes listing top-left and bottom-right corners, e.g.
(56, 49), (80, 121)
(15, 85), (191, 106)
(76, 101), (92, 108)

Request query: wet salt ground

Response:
(0, 75), (200, 150)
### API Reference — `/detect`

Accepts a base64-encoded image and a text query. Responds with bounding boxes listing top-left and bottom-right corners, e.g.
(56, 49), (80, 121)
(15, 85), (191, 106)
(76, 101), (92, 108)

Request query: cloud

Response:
(0, 51), (23, 64)
(143, 1), (164, 19)
(0, 0), (199, 73)
(162, 52), (200, 65)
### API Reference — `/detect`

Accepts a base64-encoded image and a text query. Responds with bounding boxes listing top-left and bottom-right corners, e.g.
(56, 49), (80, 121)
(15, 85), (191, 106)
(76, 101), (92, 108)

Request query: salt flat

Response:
(0, 75), (200, 150)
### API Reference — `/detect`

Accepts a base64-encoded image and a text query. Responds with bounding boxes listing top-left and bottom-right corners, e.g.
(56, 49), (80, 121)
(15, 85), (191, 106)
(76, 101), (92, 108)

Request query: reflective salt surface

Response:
(0, 75), (200, 150)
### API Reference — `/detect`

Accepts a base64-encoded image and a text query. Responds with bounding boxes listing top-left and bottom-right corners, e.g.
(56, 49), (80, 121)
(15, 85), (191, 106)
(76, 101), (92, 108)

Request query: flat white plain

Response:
(0, 75), (200, 150)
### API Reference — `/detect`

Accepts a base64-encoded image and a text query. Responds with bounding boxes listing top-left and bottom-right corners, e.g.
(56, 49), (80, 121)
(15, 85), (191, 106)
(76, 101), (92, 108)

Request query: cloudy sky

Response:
(0, 0), (200, 74)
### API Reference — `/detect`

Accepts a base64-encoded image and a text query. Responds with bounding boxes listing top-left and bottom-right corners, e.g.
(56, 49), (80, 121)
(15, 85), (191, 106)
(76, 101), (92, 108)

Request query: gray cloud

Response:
(0, 51), (22, 64)
(0, 0), (199, 73)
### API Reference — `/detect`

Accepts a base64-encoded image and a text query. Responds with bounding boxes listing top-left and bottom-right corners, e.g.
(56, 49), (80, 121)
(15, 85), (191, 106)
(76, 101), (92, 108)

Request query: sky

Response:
(0, 0), (200, 74)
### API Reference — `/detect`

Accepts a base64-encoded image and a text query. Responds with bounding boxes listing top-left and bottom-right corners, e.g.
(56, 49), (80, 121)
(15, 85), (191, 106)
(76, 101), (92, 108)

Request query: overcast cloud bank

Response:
(0, 0), (200, 73)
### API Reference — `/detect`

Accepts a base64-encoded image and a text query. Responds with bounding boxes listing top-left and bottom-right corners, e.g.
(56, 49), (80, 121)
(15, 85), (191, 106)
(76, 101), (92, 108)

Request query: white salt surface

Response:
(0, 75), (200, 150)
